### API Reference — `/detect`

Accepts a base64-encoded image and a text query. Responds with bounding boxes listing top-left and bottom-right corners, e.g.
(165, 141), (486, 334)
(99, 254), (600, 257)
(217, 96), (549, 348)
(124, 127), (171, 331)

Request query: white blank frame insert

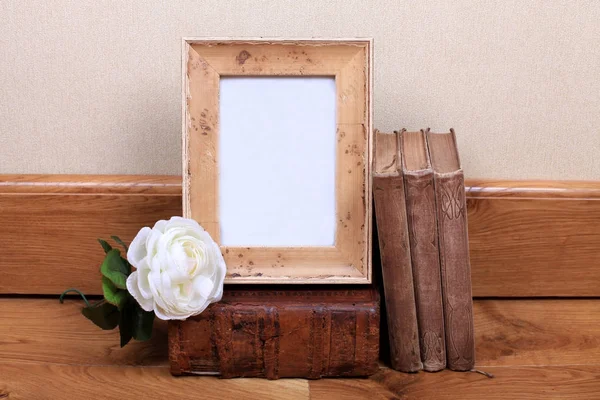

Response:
(219, 77), (336, 247)
(182, 38), (373, 284)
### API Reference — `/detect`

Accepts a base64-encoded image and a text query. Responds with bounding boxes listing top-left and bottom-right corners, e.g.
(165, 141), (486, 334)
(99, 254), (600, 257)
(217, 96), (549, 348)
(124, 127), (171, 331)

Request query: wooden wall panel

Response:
(1, 175), (599, 296)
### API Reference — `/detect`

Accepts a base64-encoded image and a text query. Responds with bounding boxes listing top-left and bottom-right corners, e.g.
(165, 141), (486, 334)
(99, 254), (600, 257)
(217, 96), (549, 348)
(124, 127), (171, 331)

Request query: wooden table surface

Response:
(1, 298), (600, 399)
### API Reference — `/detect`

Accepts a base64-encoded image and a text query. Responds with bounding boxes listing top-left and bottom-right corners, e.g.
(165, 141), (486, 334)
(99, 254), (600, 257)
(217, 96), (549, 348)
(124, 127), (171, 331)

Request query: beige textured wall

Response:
(1, 0), (599, 179)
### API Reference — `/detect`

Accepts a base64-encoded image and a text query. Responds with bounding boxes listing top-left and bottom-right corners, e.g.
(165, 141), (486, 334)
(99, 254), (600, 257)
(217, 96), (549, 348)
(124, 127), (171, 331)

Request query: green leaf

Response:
(119, 300), (134, 347)
(100, 249), (130, 289)
(132, 304), (154, 341)
(81, 302), (120, 330)
(97, 239), (113, 254)
(111, 235), (129, 252)
(120, 256), (132, 276)
(102, 276), (129, 310)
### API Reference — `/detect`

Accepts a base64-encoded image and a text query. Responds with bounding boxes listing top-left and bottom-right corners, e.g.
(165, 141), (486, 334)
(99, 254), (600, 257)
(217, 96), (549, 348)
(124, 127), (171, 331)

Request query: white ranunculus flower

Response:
(126, 217), (226, 320)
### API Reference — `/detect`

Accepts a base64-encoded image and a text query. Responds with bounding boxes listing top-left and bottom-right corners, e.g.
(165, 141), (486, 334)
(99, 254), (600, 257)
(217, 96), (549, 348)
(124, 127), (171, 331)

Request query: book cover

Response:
(426, 128), (475, 371)
(373, 130), (422, 372)
(168, 287), (380, 379)
(400, 129), (446, 372)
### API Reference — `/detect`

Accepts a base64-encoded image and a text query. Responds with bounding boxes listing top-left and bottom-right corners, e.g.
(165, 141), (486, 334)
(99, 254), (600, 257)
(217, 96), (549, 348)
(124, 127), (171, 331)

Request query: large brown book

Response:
(400, 129), (446, 372)
(168, 287), (380, 379)
(373, 130), (422, 372)
(426, 129), (475, 371)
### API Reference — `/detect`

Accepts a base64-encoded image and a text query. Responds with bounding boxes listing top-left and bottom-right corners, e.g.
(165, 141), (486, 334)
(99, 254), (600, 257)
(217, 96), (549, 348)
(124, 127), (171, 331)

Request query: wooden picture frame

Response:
(182, 38), (372, 284)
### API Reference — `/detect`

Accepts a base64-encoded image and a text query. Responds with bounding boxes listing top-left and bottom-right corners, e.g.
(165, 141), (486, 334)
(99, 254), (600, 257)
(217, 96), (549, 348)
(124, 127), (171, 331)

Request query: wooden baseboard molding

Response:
(2, 175), (599, 296)
(0, 175), (181, 295)
(467, 180), (600, 297)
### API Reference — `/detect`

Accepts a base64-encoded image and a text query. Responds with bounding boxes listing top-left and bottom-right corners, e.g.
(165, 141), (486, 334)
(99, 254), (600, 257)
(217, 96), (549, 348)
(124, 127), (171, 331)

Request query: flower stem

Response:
(59, 288), (92, 308)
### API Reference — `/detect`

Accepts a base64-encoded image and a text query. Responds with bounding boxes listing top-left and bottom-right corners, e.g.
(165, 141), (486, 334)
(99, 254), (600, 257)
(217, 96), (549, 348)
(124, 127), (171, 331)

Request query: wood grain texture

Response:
(3, 364), (599, 400)
(311, 366), (600, 400)
(466, 179), (600, 297)
(183, 39), (372, 284)
(2, 175), (600, 296)
(0, 363), (308, 400)
(467, 177), (600, 297)
(335, 124), (370, 281)
(4, 298), (598, 369)
(475, 299), (600, 367)
(467, 179), (600, 199)
(2, 299), (600, 398)
(188, 39), (366, 76)
(468, 195), (600, 297)
(0, 175), (181, 295)
(0, 298), (169, 367)
(185, 43), (220, 240)
(0, 174), (181, 194)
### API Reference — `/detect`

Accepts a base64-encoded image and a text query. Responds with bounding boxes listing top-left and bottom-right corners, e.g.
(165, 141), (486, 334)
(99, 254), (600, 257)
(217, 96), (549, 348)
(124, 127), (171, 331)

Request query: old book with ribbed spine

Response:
(373, 130), (422, 372)
(426, 128), (475, 371)
(399, 129), (446, 372)
(168, 287), (380, 379)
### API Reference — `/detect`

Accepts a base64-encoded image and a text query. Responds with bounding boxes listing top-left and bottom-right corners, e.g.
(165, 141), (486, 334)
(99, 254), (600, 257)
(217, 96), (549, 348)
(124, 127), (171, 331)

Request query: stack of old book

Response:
(373, 128), (475, 373)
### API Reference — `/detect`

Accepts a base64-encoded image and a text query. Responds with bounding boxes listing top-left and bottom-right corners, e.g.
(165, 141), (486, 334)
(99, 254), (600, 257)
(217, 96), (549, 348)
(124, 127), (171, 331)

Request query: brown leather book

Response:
(400, 129), (446, 372)
(373, 130), (422, 372)
(168, 287), (380, 379)
(426, 129), (475, 371)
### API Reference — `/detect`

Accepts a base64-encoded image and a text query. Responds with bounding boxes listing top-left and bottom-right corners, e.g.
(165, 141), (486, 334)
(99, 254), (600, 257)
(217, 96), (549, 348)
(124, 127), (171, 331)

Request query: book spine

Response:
(373, 174), (422, 372)
(433, 171), (475, 371)
(168, 299), (380, 378)
(404, 170), (447, 371)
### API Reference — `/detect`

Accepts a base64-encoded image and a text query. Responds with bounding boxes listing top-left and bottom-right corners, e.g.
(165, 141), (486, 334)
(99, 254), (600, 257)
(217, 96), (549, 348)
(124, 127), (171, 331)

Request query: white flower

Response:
(126, 217), (226, 320)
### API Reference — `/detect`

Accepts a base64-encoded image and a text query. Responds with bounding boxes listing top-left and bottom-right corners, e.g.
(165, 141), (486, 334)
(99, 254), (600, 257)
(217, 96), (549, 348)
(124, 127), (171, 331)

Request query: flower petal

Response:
(145, 229), (162, 259)
(148, 268), (162, 298)
(154, 304), (195, 321)
(153, 305), (174, 321)
(211, 283), (223, 303)
(137, 268), (153, 300)
(193, 275), (214, 299)
(126, 272), (154, 312)
(153, 219), (168, 233)
(209, 240), (226, 301)
(166, 216), (204, 232)
(127, 227), (151, 268)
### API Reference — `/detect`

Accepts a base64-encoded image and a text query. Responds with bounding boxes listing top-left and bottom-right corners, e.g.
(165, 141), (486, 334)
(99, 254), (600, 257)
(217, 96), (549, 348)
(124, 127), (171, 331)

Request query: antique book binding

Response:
(373, 130), (422, 372)
(168, 287), (380, 379)
(400, 129), (446, 372)
(426, 128), (475, 371)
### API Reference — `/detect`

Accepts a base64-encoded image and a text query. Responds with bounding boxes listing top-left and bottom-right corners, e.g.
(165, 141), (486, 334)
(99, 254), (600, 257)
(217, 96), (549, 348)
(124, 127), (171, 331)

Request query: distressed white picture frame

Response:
(182, 38), (373, 284)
